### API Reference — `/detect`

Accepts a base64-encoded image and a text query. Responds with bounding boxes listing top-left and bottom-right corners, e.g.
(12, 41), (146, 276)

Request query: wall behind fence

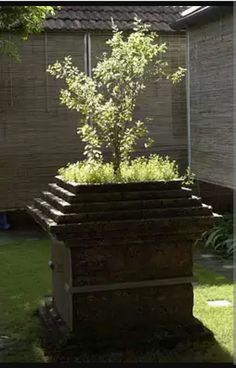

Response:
(189, 12), (233, 189)
(0, 32), (85, 210)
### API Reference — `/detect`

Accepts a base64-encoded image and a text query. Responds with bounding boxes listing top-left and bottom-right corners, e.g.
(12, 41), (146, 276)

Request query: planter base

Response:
(39, 296), (214, 360)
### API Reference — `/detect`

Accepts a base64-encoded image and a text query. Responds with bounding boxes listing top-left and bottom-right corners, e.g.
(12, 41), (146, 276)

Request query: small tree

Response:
(48, 17), (185, 174)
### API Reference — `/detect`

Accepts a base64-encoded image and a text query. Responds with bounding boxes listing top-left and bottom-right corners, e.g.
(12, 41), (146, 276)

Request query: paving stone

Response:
(200, 254), (218, 259)
(222, 264), (234, 270)
(0, 230), (49, 246)
(207, 300), (232, 307)
(194, 248), (234, 281)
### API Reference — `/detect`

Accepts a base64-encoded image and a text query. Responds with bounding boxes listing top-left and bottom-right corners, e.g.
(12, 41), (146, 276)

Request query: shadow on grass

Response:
(38, 304), (232, 364)
(2, 310), (232, 363)
(42, 327), (232, 363)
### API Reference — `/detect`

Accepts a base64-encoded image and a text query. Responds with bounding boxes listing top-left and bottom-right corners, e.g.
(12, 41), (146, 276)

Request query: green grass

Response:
(0, 237), (51, 362)
(192, 264), (233, 362)
(0, 236), (233, 363)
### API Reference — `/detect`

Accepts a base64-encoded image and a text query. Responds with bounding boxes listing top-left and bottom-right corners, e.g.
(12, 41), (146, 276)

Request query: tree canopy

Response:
(0, 6), (55, 60)
(48, 17), (185, 173)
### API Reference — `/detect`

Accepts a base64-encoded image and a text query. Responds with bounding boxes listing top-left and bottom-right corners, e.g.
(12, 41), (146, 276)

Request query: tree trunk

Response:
(113, 144), (121, 175)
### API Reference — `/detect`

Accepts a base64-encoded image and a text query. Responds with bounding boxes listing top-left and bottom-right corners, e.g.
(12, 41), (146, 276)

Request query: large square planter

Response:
(28, 176), (217, 347)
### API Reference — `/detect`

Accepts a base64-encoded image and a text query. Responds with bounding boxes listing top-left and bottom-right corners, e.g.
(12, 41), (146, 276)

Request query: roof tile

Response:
(44, 6), (189, 32)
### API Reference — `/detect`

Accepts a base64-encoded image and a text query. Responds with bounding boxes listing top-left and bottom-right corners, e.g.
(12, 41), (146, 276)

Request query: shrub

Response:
(48, 17), (185, 175)
(196, 214), (235, 258)
(58, 154), (180, 184)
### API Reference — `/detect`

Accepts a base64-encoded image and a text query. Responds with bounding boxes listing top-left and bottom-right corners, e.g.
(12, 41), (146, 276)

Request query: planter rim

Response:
(55, 175), (183, 188)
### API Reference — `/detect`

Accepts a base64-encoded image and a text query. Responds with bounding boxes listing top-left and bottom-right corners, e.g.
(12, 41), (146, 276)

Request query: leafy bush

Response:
(0, 6), (55, 60)
(58, 155), (180, 184)
(196, 214), (235, 258)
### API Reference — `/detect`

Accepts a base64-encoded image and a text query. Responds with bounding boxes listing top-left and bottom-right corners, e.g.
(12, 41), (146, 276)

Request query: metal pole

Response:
(186, 32), (191, 168)
(44, 32), (49, 112)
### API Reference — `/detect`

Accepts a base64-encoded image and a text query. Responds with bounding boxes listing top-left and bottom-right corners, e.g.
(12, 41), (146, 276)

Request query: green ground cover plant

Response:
(58, 155), (180, 184)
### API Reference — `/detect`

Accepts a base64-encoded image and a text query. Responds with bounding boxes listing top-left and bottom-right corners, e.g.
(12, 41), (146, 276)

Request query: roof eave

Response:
(43, 27), (185, 34)
(171, 5), (233, 30)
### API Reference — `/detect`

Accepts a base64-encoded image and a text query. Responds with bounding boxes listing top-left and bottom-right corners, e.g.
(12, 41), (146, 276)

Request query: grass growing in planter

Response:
(58, 155), (180, 184)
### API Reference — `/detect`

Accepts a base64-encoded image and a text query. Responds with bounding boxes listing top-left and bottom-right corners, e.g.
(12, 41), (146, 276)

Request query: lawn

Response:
(0, 236), (233, 363)
(0, 236), (51, 362)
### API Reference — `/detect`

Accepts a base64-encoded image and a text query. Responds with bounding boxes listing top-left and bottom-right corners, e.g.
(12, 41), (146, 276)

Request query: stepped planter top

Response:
(27, 175), (219, 242)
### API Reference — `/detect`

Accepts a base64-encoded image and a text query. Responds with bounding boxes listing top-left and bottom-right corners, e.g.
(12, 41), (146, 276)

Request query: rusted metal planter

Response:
(28, 176), (217, 347)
